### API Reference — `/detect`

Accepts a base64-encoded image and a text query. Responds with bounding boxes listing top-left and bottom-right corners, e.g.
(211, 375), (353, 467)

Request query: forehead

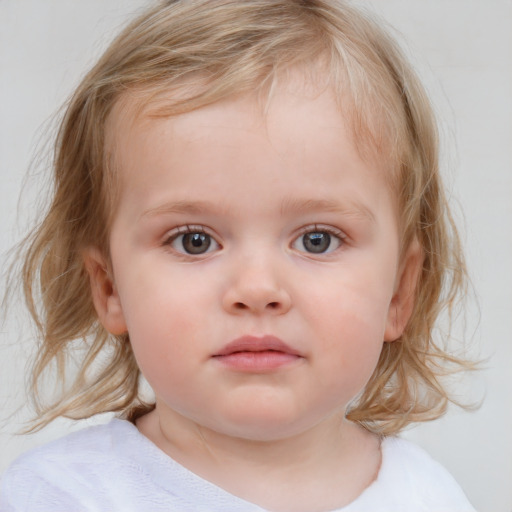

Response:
(118, 87), (345, 154)
(106, 70), (396, 185)
(104, 78), (399, 233)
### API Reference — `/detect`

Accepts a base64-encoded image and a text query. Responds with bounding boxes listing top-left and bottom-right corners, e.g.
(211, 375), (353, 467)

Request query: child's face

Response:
(89, 79), (418, 441)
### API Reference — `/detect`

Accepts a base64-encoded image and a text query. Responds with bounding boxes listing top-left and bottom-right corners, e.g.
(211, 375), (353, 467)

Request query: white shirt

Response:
(0, 419), (475, 512)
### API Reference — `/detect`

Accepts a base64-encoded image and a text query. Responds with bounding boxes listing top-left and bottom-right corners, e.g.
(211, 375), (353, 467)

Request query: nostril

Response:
(267, 302), (280, 309)
(234, 302), (248, 310)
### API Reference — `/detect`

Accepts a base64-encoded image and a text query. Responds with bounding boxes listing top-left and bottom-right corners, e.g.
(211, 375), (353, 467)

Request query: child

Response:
(1, 0), (476, 510)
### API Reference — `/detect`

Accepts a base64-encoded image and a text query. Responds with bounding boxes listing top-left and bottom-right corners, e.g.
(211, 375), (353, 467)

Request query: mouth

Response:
(212, 335), (303, 372)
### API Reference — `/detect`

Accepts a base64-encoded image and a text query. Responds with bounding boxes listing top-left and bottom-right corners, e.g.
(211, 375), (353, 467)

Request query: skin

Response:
(85, 78), (422, 512)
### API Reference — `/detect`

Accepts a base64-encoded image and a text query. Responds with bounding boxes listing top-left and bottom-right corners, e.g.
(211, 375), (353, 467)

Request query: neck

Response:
(136, 405), (381, 512)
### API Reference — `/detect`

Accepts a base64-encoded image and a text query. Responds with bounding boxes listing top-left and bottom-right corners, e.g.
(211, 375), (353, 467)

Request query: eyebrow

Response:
(140, 200), (227, 220)
(279, 198), (376, 222)
(140, 198), (375, 222)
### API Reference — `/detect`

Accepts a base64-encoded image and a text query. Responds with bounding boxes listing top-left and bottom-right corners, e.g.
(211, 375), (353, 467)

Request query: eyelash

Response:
(163, 225), (220, 257)
(164, 224), (207, 241)
(162, 224), (346, 257)
(293, 224), (346, 255)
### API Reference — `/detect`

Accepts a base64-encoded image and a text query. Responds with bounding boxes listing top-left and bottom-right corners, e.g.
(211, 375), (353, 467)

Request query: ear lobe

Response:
(384, 239), (423, 342)
(83, 247), (127, 336)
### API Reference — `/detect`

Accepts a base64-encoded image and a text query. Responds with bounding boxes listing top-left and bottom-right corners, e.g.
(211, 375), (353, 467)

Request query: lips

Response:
(214, 335), (300, 357)
(212, 335), (303, 371)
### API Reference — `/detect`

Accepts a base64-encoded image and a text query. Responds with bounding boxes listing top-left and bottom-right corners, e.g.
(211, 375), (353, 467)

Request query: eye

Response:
(166, 227), (220, 255)
(292, 228), (343, 254)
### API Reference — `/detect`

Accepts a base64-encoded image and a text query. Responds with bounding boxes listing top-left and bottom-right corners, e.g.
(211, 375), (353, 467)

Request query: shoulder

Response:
(0, 419), (258, 512)
(381, 437), (460, 486)
(2, 418), (133, 474)
(375, 436), (475, 511)
(346, 436), (476, 511)
(0, 419), (142, 511)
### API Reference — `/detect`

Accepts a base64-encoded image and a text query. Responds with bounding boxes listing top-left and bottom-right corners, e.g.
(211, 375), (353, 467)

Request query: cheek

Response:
(306, 271), (394, 342)
(117, 259), (208, 328)
(301, 269), (394, 392)
(320, 311), (386, 381)
(114, 268), (209, 380)
(127, 313), (202, 403)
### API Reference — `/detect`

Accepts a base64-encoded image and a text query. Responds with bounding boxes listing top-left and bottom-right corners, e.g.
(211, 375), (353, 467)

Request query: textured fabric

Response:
(1, 419), (475, 512)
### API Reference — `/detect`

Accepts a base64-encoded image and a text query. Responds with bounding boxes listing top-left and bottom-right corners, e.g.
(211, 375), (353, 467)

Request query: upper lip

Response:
(213, 335), (302, 357)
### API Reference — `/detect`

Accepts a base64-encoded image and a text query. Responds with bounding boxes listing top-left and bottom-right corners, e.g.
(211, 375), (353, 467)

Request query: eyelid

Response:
(163, 224), (207, 242)
(294, 224), (346, 241)
(163, 224), (221, 256)
(291, 224), (347, 254)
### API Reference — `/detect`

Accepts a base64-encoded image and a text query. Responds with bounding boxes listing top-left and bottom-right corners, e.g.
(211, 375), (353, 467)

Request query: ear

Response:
(384, 238), (423, 342)
(83, 247), (127, 335)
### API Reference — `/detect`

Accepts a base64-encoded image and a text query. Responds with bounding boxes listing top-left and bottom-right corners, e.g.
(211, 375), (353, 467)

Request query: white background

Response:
(1, 1), (511, 511)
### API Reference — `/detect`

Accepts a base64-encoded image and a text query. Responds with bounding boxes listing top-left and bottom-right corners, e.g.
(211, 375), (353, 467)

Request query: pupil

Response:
(183, 233), (210, 254)
(304, 232), (330, 253)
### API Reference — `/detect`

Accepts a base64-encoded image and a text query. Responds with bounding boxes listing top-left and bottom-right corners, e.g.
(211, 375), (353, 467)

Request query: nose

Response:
(222, 254), (292, 316)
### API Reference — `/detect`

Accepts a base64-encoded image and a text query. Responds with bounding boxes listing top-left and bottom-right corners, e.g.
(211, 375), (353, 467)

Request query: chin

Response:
(209, 408), (325, 443)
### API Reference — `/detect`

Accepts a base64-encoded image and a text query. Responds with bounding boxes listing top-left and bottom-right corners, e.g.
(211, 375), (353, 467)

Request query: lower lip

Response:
(213, 351), (301, 372)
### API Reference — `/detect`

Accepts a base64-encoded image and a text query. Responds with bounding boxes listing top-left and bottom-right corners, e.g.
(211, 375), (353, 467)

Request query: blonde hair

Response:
(18, 0), (470, 435)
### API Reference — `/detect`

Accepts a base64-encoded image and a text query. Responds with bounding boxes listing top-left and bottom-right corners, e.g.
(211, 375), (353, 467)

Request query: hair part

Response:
(17, 0), (472, 435)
